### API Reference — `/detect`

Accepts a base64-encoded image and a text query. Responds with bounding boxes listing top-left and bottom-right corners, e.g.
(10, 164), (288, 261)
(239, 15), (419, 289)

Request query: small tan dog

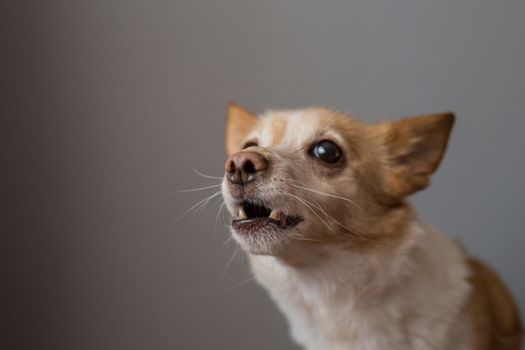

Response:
(221, 102), (522, 350)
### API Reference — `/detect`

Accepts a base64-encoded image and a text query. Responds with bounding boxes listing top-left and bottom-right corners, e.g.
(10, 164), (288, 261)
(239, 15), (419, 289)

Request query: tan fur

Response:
(382, 113), (455, 199)
(225, 102), (257, 156)
(269, 115), (287, 145)
(222, 103), (523, 349)
(465, 258), (523, 350)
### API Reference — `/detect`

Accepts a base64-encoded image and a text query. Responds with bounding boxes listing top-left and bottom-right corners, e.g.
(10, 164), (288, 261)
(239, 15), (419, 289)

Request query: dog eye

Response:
(242, 141), (258, 149)
(310, 140), (342, 164)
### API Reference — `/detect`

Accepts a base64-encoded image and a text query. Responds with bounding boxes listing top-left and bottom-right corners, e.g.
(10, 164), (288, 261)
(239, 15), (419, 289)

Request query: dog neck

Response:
(249, 214), (471, 350)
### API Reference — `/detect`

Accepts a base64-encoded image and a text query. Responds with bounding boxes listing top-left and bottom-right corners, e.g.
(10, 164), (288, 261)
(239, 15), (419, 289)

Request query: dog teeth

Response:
(238, 207), (248, 220)
(268, 210), (280, 221)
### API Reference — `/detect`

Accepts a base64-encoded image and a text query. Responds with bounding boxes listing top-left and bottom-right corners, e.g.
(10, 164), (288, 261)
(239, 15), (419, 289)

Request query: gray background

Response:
(3, 1), (524, 349)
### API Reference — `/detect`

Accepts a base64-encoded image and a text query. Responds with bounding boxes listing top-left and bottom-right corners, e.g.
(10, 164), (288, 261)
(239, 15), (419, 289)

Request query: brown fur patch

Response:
(380, 113), (455, 200)
(225, 102), (258, 156)
(465, 258), (523, 350)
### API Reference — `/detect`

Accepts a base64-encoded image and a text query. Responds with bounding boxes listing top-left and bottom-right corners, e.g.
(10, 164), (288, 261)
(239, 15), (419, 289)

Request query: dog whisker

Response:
(225, 276), (255, 292)
(171, 183), (222, 193)
(174, 190), (222, 224)
(299, 192), (371, 242)
(209, 198), (227, 234)
(221, 244), (244, 281)
(282, 189), (370, 242)
(282, 191), (338, 237)
(288, 226), (328, 243)
(195, 192), (221, 216)
(192, 167), (224, 180)
(280, 177), (364, 212)
(288, 234), (325, 243)
(290, 183), (364, 212)
(222, 235), (236, 247)
(213, 201), (227, 233)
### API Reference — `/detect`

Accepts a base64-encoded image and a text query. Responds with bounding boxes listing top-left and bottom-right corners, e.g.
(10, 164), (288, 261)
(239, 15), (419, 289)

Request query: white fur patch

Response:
(250, 220), (472, 350)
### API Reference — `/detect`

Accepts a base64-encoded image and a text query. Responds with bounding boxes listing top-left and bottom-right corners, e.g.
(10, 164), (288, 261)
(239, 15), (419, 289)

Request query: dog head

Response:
(221, 102), (454, 259)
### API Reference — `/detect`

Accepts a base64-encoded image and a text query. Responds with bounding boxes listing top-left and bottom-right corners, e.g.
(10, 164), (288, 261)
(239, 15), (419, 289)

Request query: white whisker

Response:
(221, 246), (243, 281)
(290, 183), (363, 211)
(301, 192), (370, 241)
(283, 191), (337, 236)
(225, 276), (255, 291)
(174, 190), (222, 224)
(283, 189), (369, 241)
(195, 191), (221, 216)
(288, 234), (324, 243)
(213, 201), (227, 233)
(192, 167), (224, 180)
(171, 183), (222, 193)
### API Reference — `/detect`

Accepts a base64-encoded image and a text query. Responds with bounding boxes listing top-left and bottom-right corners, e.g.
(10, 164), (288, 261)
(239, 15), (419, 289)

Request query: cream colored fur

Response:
(250, 219), (472, 350)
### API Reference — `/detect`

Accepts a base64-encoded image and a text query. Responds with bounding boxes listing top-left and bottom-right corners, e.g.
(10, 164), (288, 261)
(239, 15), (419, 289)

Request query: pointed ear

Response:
(382, 112), (455, 198)
(225, 102), (258, 156)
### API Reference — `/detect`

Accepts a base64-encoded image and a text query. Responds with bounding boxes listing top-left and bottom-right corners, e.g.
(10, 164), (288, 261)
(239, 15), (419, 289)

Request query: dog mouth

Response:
(231, 201), (302, 233)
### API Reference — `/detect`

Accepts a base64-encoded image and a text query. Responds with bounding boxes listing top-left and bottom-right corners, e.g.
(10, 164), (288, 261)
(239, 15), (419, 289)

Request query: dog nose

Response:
(225, 151), (268, 185)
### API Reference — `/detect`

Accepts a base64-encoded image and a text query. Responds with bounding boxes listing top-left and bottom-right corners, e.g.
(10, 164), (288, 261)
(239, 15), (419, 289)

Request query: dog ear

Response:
(382, 112), (455, 198)
(225, 102), (258, 156)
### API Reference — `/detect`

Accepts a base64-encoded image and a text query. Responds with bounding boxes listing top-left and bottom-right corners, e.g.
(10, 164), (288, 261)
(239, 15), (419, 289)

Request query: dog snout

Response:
(225, 151), (268, 185)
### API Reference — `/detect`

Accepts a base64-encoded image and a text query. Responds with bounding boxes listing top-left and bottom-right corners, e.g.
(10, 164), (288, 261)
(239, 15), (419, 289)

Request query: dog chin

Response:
(230, 225), (290, 255)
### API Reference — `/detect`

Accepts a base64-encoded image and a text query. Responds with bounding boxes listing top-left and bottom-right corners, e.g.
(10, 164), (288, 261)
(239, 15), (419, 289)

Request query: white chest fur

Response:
(249, 221), (473, 350)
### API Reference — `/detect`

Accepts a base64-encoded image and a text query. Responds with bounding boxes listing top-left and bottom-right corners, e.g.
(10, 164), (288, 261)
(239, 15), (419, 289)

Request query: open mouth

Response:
(232, 201), (302, 233)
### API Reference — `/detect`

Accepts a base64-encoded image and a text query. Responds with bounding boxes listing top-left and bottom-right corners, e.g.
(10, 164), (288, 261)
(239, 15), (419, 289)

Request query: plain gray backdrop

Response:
(3, 1), (524, 349)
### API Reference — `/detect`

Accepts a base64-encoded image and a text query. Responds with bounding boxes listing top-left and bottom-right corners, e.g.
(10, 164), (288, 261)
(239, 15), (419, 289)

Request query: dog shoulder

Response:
(464, 257), (523, 350)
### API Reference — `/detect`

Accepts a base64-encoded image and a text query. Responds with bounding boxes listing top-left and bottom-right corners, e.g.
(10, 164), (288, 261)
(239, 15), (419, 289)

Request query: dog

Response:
(220, 102), (522, 350)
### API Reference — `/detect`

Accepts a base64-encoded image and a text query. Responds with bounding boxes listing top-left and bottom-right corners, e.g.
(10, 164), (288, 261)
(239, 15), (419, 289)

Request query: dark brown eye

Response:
(242, 141), (258, 149)
(310, 140), (342, 164)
